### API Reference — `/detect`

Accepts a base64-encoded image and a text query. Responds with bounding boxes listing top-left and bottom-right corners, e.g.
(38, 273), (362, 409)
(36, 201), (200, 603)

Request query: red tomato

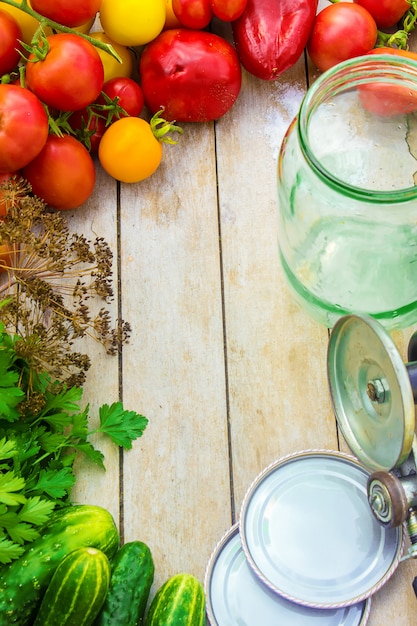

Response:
(0, 85), (49, 173)
(172, 0), (213, 28)
(22, 135), (96, 210)
(353, 0), (409, 28)
(98, 77), (144, 117)
(0, 9), (22, 75)
(307, 2), (378, 73)
(232, 0), (318, 80)
(210, 0), (247, 21)
(69, 108), (107, 153)
(30, 0), (101, 27)
(140, 29), (242, 122)
(25, 34), (104, 111)
(359, 48), (417, 117)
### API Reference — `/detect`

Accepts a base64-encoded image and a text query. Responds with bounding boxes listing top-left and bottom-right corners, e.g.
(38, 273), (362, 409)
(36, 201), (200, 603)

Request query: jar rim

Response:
(298, 54), (417, 203)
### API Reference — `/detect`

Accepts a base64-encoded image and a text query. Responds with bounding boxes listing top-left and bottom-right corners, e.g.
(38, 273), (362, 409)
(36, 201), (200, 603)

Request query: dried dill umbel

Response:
(0, 177), (131, 387)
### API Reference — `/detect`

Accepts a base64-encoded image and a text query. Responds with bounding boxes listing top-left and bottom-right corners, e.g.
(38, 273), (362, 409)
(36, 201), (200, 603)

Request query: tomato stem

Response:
(0, 0), (122, 62)
(150, 109), (183, 145)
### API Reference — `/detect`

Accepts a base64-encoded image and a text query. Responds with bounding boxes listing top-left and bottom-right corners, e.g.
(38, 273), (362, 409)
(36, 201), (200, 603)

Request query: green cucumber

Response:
(94, 540), (154, 626)
(0, 504), (119, 626)
(145, 573), (206, 626)
(33, 547), (111, 626)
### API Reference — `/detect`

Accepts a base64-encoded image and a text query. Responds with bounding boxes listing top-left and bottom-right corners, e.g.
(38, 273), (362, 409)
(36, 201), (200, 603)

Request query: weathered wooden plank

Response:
(215, 57), (336, 516)
(118, 123), (231, 590)
(68, 167), (122, 527)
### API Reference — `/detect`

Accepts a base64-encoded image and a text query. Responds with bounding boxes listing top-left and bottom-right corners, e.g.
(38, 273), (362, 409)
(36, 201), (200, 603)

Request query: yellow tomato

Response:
(89, 31), (133, 81)
(99, 0), (166, 47)
(98, 117), (163, 183)
(0, 0), (52, 44)
(163, 0), (182, 29)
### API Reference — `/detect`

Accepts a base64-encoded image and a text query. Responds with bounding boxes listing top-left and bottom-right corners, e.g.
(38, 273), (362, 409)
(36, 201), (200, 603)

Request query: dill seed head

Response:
(0, 178), (130, 388)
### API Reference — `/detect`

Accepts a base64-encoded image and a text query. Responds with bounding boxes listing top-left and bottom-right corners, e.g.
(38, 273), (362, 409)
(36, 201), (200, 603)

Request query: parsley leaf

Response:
(0, 472), (26, 506)
(0, 536), (25, 564)
(97, 402), (148, 449)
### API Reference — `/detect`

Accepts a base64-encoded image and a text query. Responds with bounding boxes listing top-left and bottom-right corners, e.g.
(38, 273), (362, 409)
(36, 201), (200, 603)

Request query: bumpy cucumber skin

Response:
(0, 505), (119, 626)
(32, 547), (111, 626)
(145, 573), (206, 626)
(94, 540), (154, 626)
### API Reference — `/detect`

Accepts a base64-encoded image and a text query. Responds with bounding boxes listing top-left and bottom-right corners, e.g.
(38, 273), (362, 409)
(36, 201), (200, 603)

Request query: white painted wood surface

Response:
(69, 21), (417, 626)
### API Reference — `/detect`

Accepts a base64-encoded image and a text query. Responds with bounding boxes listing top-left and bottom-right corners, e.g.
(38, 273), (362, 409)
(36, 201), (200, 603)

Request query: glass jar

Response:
(277, 54), (417, 330)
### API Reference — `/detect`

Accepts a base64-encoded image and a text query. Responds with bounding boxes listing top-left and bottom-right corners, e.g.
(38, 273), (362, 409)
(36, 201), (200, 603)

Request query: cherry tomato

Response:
(210, 0), (247, 21)
(353, 0), (409, 28)
(22, 135), (96, 210)
(89, 32), (133, 82)
(172, 0), (213, 29)
(25, 33), (104, 111)
(359, 48), (417, 117)
(98, 117), (163, 183)
(140, 29), (242, 122)
(0, 9), (22, 76)
(99, 0), (166, 47)
(164, 0), (182, 28)
(99, 77), (144, 117)
(307, 2), (377, 73)
(0, 85), (49, 173)
(30, 0), (101, 27)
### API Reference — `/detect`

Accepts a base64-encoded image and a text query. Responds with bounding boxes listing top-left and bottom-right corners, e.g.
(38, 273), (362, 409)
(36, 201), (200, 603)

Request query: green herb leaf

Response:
(28, 468), (76, 499)
(98, 402), (148, 449)
(0, 472), (26, 506)
(19, 496), (56, 525)
(0, 536), (25, 564)
(0, 436), (17, 461)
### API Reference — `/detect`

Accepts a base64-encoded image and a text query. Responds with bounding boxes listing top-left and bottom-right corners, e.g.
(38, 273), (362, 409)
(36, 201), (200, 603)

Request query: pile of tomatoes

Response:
(0, 0), (415, 212)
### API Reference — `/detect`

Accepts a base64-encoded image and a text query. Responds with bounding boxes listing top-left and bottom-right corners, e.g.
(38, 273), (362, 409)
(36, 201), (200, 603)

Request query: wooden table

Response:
(69, 16), (417, 625)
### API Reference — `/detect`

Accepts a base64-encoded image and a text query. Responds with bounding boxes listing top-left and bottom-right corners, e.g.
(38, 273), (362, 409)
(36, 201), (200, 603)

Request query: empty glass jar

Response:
(277, 54), (417, 329)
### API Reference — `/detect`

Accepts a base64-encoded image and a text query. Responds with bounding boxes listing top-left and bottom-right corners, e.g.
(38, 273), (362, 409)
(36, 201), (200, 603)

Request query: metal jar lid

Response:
(327, 314), (415, 472)
(205, 523), (371, 625)
(239, 450), (403, 609)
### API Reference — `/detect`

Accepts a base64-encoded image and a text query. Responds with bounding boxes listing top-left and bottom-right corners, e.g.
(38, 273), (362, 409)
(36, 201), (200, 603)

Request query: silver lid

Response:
(205, 524), (371, 625)
(240, 450), (403, 609)
(327, 314), (415, 472)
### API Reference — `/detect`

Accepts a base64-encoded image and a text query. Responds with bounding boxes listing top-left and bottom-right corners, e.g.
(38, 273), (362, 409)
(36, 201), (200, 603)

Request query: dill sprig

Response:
(0, 177), (131, 389)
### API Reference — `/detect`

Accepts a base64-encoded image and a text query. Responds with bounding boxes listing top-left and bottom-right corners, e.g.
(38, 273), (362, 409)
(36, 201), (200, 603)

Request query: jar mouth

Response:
(298, 54), (417, 203)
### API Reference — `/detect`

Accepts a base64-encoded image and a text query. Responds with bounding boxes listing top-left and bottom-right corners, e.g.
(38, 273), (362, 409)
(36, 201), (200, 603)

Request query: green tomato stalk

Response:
(150, 108), (184, 145)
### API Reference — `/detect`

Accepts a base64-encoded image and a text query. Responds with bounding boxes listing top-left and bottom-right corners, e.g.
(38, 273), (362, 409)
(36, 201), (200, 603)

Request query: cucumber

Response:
(0, 504), (119, 626)
(145, 573), (206, 626)
(33, 547), (111, 626)
(94, 540), (154, 626)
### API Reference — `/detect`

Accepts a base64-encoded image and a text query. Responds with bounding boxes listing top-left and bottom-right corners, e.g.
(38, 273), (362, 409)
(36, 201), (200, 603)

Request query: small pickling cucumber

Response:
(94, 540), (154, 626)
(145, 573), (206, 626)
(0, 504), (119, 626)
(32, 546), (111, 626)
